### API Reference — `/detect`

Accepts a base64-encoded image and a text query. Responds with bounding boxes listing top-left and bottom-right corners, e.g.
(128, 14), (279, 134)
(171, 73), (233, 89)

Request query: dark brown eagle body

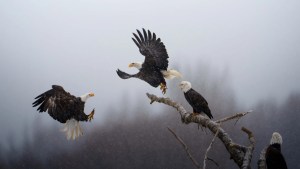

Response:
(116, 28), (169, 91)
(265, 143), (288, 169)
(137, 66), (166, 88)
(32, 85), (90, 123)
(184, 88), (213, 119)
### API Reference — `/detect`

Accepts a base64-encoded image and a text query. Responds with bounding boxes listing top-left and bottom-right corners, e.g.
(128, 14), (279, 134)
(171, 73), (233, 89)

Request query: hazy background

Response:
(0, 0), (300, 168)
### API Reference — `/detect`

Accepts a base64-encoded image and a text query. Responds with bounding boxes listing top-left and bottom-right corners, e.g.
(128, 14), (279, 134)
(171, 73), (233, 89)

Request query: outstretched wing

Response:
(132, 28), (169, 70)
(184, 89), (213, 119)
(32, 85), (79, 123)
(116, 69), (134, 79)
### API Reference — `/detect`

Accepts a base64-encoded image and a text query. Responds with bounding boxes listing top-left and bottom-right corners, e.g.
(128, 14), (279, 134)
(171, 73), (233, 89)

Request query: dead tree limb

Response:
(257, 148), (267, 169)
(167, 127), (201, 169)
(146, 93), (254, 169)
(241, 127), (255, 169)
(203, 125), (220, 169)
(207, 158), (220, 168)
(215, 111), (252, 123)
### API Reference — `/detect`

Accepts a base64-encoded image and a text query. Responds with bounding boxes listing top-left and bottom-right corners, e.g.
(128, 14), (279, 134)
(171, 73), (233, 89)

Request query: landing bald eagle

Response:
(265, 132), (288, 169)
(32, 85), (95, 140)
(179, 81), (213, 119)
(116, 28), (182, 94)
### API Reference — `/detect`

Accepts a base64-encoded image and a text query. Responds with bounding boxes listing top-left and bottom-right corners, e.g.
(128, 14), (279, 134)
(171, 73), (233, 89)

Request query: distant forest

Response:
(1, 66), (299, 169)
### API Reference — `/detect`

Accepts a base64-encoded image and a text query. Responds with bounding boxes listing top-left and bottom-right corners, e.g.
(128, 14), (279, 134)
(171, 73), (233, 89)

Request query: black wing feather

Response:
(156, 38), (161, 44)
(132, 38), (140, 48)
(32, 85), (85, 123)
(137, 29), (145, 42)
(116, 68), (163, 88)
(132, 28), (169, 70)
(143, 29), (148, 42)
(133, 33), (142, 46)
(152, 33), (156, 41)
(116, 69), (134, 79)
(148, 30), (152, 41)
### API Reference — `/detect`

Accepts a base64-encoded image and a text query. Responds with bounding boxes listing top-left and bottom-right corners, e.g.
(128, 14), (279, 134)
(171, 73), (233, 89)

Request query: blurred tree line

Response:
(0, 64), (299, 169)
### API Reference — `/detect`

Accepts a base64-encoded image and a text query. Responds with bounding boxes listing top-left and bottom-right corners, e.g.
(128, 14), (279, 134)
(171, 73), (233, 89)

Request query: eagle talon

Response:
(159, 84), (163, 90)
(159, 83), (167, 94)
(88, 109), (95, 121)
(162, 88), (167, 94)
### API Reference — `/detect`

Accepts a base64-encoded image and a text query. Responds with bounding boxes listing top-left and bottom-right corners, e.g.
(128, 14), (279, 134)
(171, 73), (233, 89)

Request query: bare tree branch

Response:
(207, 158), (220, 168)
(241, 127), (255, 169)
(146, 93), (255, 169)
(167, 127), (201, 169)
(203, 125), (220, 169)
(257, 148), (267, 169)
(215, 111), (252, 123)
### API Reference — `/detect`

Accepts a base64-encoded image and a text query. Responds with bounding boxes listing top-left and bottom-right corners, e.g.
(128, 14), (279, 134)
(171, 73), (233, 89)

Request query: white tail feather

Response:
(161, 69), (183, 79)
(61, 118), (83, 140)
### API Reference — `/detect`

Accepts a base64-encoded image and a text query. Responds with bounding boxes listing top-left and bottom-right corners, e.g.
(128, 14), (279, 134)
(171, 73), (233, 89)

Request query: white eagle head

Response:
(128, 62), (142, 70)
(179, 81), (192, 93)
(270, 132), (283, 145)
(80, 92), (95, 102)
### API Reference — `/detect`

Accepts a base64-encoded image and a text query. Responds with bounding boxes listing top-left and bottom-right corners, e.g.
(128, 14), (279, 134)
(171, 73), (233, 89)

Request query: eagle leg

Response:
(159, 83), (167, 95)
(87, 108), (95, 122)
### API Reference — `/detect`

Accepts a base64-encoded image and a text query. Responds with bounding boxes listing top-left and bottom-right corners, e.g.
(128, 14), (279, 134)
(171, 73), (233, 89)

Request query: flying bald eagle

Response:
(179, 81), (213, 119)
(116, 28), (182, 94)
(32, 85), (95, 140)
(265, 132), (288, 169)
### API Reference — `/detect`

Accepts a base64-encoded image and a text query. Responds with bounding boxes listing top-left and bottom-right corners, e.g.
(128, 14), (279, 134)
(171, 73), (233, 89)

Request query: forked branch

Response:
(146, 93), (254, 168)
(167, 127), (201, 169)
(241, 127), (255, 169)
(203, 126), (220, 169)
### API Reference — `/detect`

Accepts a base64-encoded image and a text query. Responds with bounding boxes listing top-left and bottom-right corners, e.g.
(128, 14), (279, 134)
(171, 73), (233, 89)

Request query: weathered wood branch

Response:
(203, 125), (220, 169)
(241, 127), (255, 169)
(167, 127), (201, 169)
(257, 148), (267, 169)
(215, 111), (252, 123)
(207, 157), (220, 168)
(146, 93), (254, 168)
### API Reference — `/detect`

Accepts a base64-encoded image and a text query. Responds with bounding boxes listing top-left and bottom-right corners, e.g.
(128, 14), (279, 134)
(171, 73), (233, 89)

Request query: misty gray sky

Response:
(0, 0), (300, 146)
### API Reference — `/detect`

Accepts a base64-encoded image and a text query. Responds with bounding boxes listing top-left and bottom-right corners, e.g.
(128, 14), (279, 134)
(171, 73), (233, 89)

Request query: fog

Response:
(1, 64), (299, 168)
(0, 0), (300, 168)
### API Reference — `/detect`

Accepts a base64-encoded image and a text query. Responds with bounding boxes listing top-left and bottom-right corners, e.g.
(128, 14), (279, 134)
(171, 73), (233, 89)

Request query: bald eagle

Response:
(179, 81), (213, 119)
(32, 85), (95, 140)
(265, 132), (288, 169)
(116, 28), (182, 94)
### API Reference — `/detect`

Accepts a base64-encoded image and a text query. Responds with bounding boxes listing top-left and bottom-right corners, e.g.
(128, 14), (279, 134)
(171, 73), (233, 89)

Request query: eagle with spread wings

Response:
(32, 85), (95, 140)
(116, 28), (182, 94)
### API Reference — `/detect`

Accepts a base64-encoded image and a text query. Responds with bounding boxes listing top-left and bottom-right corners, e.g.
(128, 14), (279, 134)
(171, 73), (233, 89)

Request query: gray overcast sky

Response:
(0, 0), (300, 146)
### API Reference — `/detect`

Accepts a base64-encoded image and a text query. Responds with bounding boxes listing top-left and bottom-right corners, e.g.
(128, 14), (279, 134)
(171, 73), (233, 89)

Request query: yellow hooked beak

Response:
(128, 63), (134, 68)
(89, 93), (95, 97)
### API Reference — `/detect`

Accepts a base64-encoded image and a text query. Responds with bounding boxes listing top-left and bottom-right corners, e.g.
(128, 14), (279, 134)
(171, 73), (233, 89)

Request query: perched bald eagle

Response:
(32, 85), (95, 140)
(179, 81), (213, 119)
(265, 132), (288, 169)
(116, 28), (182, 94)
